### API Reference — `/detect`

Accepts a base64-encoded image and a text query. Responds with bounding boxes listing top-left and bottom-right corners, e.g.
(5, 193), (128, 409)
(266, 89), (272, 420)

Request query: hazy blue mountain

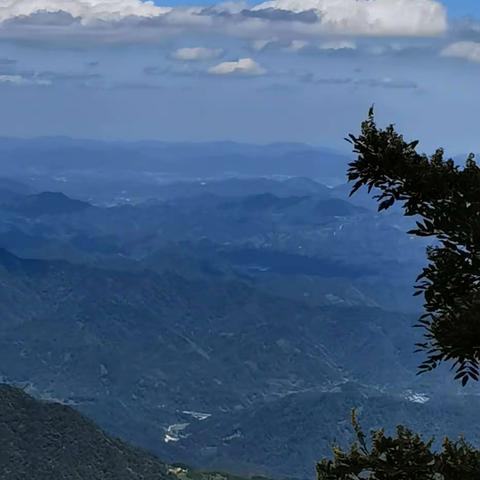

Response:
(0, 168), (473, 479)
(0, 182), (425, 312)
(0, 138), (350, 180)
(0, 177), (34, 194)
(142, 179), (332, 203)
(0, 138), (351, 204)
(0, 177), (35, 204)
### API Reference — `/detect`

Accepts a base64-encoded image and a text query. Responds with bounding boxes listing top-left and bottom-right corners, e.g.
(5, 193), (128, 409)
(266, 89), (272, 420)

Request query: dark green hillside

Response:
(0, 383), (173, 480)
(0, 384), (261, 480)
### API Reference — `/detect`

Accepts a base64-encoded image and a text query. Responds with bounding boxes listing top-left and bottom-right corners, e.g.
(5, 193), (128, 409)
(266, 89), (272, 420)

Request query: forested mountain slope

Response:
(0, 383), (174, 480)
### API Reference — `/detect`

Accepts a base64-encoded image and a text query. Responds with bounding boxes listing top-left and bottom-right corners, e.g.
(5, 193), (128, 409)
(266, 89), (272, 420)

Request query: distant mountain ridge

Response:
(0, 138), (352, 205)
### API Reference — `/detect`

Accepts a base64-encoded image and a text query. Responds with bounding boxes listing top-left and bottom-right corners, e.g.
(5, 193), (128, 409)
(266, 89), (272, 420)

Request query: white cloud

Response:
(172, 47), (223, 61)
(441, 41), (480, 63)
(0, 0), (170, 23)
(252, 0), (447, 36)
(0, 74), (50, 86)
(208, 57), (266, 76)
(210, 1), (248, 14)
(0, 74), (26, 84)
(319, 40), (356, 50)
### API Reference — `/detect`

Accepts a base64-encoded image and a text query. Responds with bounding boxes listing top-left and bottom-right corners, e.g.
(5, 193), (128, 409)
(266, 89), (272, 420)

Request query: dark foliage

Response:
(346, 108), (480, 385)
(317, 109), (480, 480)
(317, 410), (480, 480)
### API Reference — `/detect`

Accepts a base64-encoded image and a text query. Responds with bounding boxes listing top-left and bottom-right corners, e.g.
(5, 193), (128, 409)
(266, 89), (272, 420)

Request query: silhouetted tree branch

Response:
(347, 108), (480, 385)
(316, 109), (480, 480)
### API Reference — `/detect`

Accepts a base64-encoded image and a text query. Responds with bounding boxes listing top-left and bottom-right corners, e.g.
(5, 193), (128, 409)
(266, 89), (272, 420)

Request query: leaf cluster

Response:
(317, 410), (480, 480)
(346, 108), (480, 385)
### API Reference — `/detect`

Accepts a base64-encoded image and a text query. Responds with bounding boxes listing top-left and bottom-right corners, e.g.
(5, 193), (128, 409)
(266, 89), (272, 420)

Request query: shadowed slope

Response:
(0, 383), (174, 479)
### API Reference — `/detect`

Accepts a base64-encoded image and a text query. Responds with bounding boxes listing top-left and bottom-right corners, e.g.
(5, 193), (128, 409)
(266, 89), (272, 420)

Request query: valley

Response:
(0, 139), (476, 479)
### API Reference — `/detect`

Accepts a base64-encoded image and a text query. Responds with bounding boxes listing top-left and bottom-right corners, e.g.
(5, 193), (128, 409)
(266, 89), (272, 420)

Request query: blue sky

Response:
(443, 0), (480, 17)
(0, 0), (479, 153)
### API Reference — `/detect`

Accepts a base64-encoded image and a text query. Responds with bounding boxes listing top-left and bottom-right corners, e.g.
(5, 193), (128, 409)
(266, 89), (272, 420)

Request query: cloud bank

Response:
(0, 0), (449, 45)
(441, 41), (480, 63)
(252, 0), (447, 36)
(0, 0), (170, 23)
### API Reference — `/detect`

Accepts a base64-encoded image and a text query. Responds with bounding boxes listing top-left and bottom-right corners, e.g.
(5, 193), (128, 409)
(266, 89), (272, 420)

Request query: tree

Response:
(347, 108), (480, 385)
(317, 411), (480, 479)
(316, 109), (480, 479)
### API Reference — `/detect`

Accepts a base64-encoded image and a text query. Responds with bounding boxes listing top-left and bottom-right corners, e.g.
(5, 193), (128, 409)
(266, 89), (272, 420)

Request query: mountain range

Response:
(0, 139), (477, 479)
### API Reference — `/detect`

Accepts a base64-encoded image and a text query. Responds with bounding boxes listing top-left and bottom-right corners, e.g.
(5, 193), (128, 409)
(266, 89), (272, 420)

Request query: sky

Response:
(442, 0), (479, 17)
(0, 0), (479, 154)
